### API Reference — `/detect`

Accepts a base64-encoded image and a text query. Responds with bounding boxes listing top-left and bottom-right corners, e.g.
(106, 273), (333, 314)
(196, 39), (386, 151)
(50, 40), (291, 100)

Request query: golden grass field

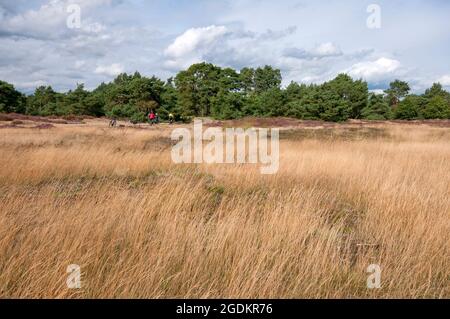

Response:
(0, 118), (449, 298)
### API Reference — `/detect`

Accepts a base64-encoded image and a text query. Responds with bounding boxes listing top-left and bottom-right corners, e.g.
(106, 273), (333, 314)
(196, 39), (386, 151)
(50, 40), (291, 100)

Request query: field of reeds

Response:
(0, 118), (449, 298)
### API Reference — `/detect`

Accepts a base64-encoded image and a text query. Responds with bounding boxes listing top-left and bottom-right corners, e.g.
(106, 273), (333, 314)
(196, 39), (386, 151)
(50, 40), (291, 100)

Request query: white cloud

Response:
(369, 89), (386, 95)
(165, 25), (228, 65)
(437, 75), (450, 86)
(1, 1), (449, 94)
(284, 42), (342, 60)
(0, 0), (110, 39)
(346, 57), (401, 81)
(258, 26), (297, 40)
(13, 80), (49, 89)
(95, 63), (124, 77)
(314, 43), (342, 57)
(165, 25), (228, 58)
(164, 25), (229, 69)
(74, 60), (86, 69)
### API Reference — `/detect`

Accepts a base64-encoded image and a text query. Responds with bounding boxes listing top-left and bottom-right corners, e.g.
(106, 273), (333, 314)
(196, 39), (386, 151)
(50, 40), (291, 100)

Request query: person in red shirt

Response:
(148, 111), (156, 125)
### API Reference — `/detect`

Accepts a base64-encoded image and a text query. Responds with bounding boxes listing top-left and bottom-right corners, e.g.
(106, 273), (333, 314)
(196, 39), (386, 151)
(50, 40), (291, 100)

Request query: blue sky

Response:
(1, 0), (449, 93)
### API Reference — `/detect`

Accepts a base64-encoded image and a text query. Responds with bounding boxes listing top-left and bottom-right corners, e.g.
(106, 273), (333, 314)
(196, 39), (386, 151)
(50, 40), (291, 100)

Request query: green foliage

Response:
(0, 80), (25, 113)
(424, 83), (448, 99)
(361, 93), (392, 120)
(255, 88), (286, 117)
(394, 95), (425, 120)
(64, 84), (89, 115)
(319, 74), (369, 121)
(211, 91), (244, 119)
(83, 93), (105, 117)
(175, 62), (223, 117)
(385, 80), (410, 106)
(26, 86), (59, 115)
(254, 66), (282, 93)
(1, 64), (449, 122)
(421, 96), (449, 119)
(285, 82), (307, 102)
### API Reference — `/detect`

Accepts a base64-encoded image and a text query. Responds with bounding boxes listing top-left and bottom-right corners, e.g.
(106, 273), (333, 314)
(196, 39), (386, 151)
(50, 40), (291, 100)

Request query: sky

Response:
(1, 0), (449, 94)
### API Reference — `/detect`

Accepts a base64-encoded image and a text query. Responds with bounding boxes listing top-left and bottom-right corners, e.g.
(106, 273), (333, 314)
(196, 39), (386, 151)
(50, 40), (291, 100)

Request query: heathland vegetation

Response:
(1, 63), (450, 122)
(0, 121), (449, 298)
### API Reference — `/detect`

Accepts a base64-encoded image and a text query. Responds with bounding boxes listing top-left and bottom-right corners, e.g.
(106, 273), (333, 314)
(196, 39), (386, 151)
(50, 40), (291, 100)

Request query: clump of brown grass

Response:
(0, 121), (448, 298)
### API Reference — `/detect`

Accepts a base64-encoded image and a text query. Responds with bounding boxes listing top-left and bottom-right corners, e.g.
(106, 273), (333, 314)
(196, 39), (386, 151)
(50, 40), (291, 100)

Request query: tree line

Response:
(1, 62), (450, 122)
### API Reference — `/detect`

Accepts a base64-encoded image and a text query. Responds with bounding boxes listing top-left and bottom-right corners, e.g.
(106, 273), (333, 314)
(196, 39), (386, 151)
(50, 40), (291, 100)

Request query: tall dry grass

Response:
(0, 122), (448, 298)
